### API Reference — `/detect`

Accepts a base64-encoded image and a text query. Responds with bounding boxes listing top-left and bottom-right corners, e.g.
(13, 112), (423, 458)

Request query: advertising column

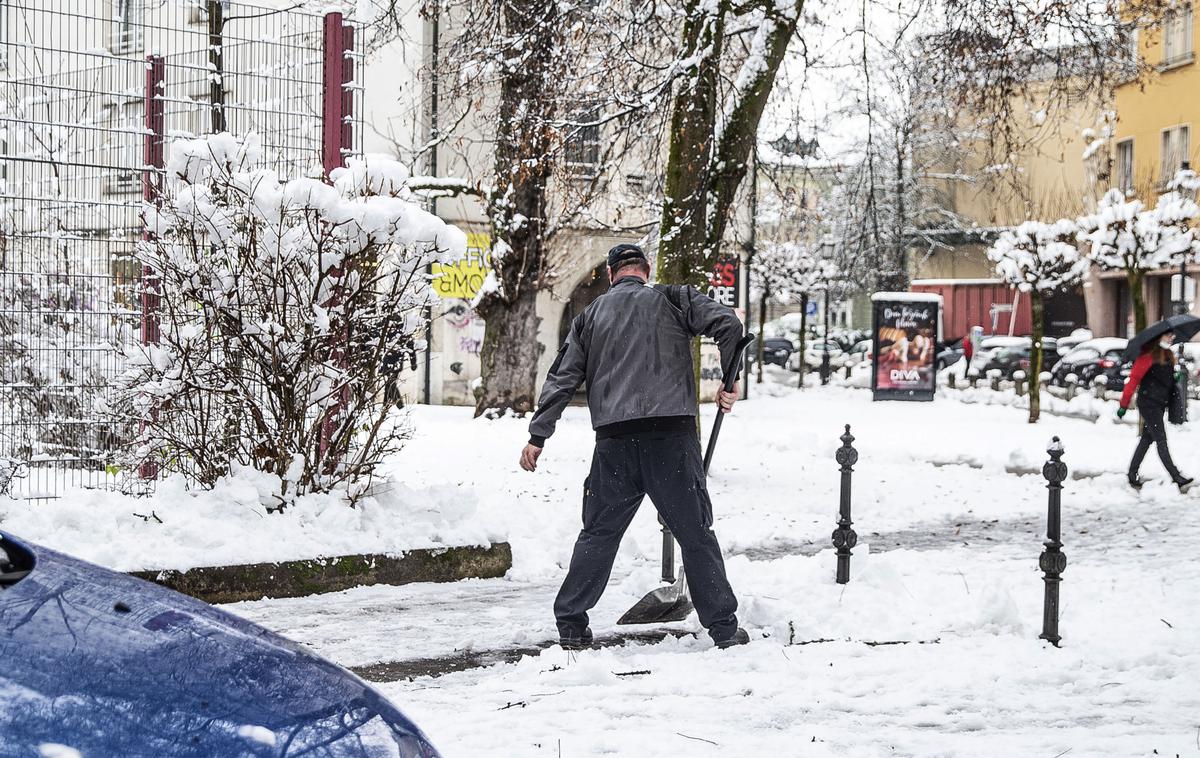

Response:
(871, 292), (943, 401)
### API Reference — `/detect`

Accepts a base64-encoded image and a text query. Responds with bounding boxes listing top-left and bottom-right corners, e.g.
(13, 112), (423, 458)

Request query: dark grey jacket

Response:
(528, 277), (744, 445)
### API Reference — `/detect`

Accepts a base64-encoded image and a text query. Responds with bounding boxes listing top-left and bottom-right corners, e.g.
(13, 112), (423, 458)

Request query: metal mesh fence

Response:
(0, 1), (361, 498)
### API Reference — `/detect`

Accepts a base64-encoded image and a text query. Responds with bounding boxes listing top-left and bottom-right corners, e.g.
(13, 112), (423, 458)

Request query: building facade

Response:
(1102, 2), (1200, 336)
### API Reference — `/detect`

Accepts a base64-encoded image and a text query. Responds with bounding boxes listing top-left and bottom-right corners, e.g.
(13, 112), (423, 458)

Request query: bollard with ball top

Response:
(1039, 436), (1068, 646)
(832, 425), (859, 584)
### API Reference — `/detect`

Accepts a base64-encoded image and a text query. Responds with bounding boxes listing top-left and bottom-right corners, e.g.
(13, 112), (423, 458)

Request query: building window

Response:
(104, 101), (142, 195)
(1116, 138), (1135, 193)
(1162, 2), (1194, 68)
(1161, 125), (1190, 184)
(111, 0), (143, 55)
(0, 0), (8, 71)
(564, 105), (601, 178)
(188, 0), (231, 26)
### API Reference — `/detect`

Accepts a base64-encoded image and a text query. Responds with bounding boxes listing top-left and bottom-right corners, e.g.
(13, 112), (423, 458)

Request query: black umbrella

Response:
(1122, 314), (1200, 361)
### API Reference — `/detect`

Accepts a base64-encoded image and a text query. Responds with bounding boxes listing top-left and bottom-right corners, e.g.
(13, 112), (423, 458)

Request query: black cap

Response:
(607, 243), (648, 270)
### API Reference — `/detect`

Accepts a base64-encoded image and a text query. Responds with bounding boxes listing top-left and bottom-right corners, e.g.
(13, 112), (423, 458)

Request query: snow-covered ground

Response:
(222, 377), (1200, 756)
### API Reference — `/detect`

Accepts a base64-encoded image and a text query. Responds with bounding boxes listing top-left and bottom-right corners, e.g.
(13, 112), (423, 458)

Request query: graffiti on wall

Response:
(444, 301), (484, 358)
(432, 233), (492, 300)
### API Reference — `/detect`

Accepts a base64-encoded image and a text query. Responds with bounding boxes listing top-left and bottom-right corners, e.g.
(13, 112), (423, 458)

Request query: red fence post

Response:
(140, 54), (165, 480)
(142, 54), (164, 344)
(322, 13), (353, 177)
(320, 14), (355, 465)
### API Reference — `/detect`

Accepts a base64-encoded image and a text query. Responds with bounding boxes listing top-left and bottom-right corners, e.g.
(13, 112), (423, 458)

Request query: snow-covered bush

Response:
(1077, 188), (1200, 332)
(987, 218), (1086, 423)
(115, 134), (465, 507)
(0, 272), (130, 475)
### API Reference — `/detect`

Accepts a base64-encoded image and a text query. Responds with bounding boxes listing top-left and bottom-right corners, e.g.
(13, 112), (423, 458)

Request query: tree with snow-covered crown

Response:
(750, 240), (829, 387)
(656, 0), (808, 388)
(988, 219), (1087, 423)
(116, 133), (465, 508)
(1077, 187), (1200, 335)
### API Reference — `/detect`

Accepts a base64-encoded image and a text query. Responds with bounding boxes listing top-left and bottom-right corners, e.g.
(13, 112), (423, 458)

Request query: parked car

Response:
(1049, 337), (1130, 390)
(746, 335), (793, 368)
(1055, 328), (1094, 357)
(936, 338), (964, 370)
(977, 339), (1054, 378)
(0, 531), (439, 757)
(969, 336), (1030, 373)
(786, 339), (846, 371)
(974, 335), (1060, 376)
(981, 343), (1032, 379)
(846, 338), (872, 365)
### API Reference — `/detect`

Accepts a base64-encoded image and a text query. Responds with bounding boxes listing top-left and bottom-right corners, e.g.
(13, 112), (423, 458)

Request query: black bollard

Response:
(1039, 436), (1068, 646)
(831, 424), (858, 584)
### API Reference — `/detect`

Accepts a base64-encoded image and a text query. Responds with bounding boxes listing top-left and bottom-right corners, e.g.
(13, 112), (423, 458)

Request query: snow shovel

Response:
(618, 333), (755, 625)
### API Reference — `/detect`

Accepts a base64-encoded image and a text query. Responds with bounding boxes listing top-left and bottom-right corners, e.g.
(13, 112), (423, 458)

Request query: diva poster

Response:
(871, 292), (942, 401)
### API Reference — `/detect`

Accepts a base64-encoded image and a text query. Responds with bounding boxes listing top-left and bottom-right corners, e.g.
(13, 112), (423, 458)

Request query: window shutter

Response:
(1188, 4), (1195, 57)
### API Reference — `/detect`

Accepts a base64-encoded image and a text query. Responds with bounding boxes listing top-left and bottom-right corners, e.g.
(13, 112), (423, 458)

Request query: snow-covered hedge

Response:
(114, 134), (465, 508)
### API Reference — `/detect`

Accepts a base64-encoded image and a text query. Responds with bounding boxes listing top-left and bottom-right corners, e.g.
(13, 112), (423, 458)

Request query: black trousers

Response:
(1130, 402), (1183, 482)
(553, 431), (739, 642)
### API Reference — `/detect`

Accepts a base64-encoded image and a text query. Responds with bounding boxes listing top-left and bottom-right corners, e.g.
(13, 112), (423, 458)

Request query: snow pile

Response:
(0, 467), (505, 572)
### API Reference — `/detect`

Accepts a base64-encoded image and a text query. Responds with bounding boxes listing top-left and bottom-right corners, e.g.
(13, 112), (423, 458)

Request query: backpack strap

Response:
(651, 283), (685, 314)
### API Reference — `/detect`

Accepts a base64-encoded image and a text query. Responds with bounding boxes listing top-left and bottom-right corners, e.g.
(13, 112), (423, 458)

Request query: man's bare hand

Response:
(718, 382), (740, 413)
(520, 443), (543, 472)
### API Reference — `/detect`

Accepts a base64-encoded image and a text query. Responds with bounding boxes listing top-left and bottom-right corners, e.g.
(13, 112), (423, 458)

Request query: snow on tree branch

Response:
(988, 219), (1087, 293)
(1077, 187), (1200, 273)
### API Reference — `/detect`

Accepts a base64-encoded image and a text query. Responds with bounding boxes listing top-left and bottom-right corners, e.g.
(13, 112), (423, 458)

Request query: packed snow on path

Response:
(226, 380), (1200, 755)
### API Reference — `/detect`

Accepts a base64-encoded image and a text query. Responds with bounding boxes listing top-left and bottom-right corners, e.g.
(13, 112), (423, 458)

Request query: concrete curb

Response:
(129, 542), (513, 604)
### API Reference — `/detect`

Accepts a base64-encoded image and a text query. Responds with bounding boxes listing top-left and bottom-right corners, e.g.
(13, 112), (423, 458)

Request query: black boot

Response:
(1128, 472), (1144, 491)
(1175, 476), (1194, 494)
(714, 627), (750, 649)
(559, 626), (593, 650)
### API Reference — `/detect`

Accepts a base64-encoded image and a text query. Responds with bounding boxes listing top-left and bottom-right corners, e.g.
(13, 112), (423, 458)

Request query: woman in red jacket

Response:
(1118, 331), (1192, 492)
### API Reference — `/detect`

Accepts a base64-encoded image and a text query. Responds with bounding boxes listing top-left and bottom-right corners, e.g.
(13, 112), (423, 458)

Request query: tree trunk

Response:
(798, 293), (808, 389)
(473, 0), (557, 417)
(1129, 268), (1147, 334)
(1029, 290), (1044, 424)
(656, 1), (725, 288)
(477, 286), (540, 415)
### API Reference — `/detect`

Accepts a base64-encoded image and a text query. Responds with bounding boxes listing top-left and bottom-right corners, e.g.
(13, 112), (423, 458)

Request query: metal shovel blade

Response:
(616, 569), (694, 625)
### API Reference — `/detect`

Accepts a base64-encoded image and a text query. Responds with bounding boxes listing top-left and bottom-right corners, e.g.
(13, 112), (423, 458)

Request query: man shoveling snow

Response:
(518, 243), (749, 650)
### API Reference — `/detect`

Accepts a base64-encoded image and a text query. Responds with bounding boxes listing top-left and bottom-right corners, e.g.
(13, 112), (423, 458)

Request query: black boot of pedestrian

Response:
(1175, 476), (1194, 494)
(1128, 472), (1144, 491)
(559, 626), (593, 650)
(714, 628), (750, 649)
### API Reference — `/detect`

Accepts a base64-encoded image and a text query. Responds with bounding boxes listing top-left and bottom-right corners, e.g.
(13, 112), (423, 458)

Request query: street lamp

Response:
(820, 236), (836, 385)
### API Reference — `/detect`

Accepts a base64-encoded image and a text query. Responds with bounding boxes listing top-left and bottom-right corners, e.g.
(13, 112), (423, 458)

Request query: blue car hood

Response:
(0, 532), (439, 757)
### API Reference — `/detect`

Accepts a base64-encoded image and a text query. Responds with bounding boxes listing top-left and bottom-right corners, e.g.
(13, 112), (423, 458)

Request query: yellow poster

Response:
(432, 233), (492, 299)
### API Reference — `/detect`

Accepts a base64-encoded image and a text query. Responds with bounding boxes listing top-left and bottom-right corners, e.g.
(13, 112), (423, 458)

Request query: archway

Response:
(558, 262), (608, 345)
